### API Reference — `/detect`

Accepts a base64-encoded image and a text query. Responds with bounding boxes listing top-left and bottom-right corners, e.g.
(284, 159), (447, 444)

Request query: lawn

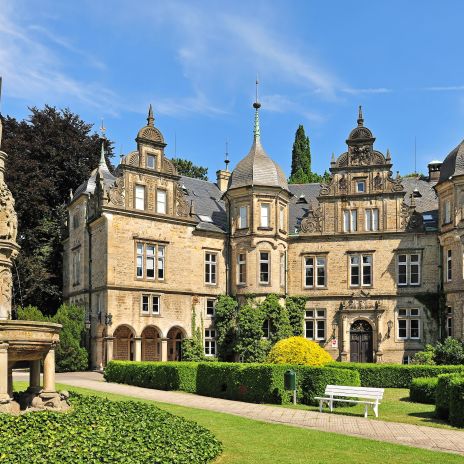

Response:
(13, 381), (464, 464)
(278, 388), (457, 430)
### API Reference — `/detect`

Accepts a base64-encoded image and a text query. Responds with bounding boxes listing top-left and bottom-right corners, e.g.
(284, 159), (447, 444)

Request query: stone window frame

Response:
(443, 198), (452, 225)
(302, 254), (327, 289)
(259, 203), (271, 229)
(204, 251), (218, 286)
(396, 251), (421, 287)
(205, 298), (216, 318)
(304, 309), (326, 341)
(204, 328), (217, 356)
(238, 205), (248, 229)
(396, 308), (421, 340)
(134, 184), (146, 211)
(446, 248), (452, 282)
(258, 250), (271, 285)
(355, 179), (366, 193)
(364, 208), (379, 232)
(141, 293), (161, 316)
(146, 152), (157, 170)
(237, 252), (247, 286)
(343, 209), (358, 233)
(446, 306), (453, 337)
(135, 241), (167, 282)
(72, 247), (81, 286)
(156, 188), (167, 215)
(279, 252), (286, 289)
(279, 203), (287, 233)
(348, 252), (373, 288)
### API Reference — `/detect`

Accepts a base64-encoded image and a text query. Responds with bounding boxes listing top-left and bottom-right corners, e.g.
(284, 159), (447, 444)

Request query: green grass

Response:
(13, 381), (464, 464)
(278, 388), (457, 430)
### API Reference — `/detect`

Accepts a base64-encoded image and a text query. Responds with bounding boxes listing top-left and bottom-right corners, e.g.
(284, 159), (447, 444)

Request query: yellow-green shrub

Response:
(266, 336), (332, 366)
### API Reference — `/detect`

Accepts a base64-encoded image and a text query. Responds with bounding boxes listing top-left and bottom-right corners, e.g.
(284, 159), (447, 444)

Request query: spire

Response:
(386, 148), (391, 162)
(99, 139), (107, 167)
(331, 152), (336, 164)
(253, 78), (261, 141)
(147, 104), (154, 126)
(357, 105), (364, 127)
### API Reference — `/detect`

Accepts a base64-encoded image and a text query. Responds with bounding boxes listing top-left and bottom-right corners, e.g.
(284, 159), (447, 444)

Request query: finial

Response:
(147, 104), (154, 126)
(100, 118), (106, 139)
(386, 148), (391, 161)
(357, 105), (364, 127)
(99, 139), (107, 167)
(225, 140), (230, 172)
(253, 78), (261, 141)
(331, 152), (335, 164)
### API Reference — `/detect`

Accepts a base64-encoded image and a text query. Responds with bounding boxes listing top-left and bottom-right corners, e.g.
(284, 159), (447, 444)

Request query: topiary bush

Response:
(435, 373), (460, 420)
(0, 393), (222, 463)
(267, 336), (333, 366)
(448, 376), (464, 427)
(409, 377), (438, 404)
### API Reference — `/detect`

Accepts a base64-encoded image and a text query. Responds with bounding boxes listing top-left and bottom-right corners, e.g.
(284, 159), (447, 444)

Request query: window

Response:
(135, 185), (145, 210)
(365, 209), (379, 231)
(237, 253), (246, 285)
(356, 180), (365, 193)
(304, 309), (326, 341)
(146, 154), (156, 169)
(141, 295), (160, 315)
(136, 242), (165, 280)
(444, 199), (451, 224)
(343, 210), (357, 232)
(446, 307), (453, 337)
(446, 249), (452, 282)
(397, 308), (420, 339)
(156, 189), (167, 214)
(279, 206), (285, 230)
(72, 249), (81, 285)
(262, 320), (270, 338)
(239, 206), (248, 229)
(205, 253), (217, 285)
(72, 213), (80, 229)
(397, 253), (421, 286)
(204, 329), (216, 356)
(260, 204), (270, 228)
(206, 299), (215, 317)
(304, 256), (326, 288)
(259, 251), (270, 284)
(280, 253), (285, 288)
(350, 254), (372, 287)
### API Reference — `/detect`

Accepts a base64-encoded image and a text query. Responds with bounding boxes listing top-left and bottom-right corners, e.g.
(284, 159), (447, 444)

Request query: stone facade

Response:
(63, 104), (462, 367)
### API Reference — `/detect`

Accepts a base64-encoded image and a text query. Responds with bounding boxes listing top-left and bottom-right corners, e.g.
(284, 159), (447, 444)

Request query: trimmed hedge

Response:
(449, 376), (464, 427)
(409, 377), (438, 404)
(104, 361), (198, 392)
(328, 363), (464, 388)
(105, 361), (360, 405)
(0, 393), (221, 463)
(435, 373), (459, 419)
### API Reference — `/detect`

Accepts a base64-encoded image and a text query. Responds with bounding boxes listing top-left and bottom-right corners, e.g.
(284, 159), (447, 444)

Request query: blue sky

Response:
(1, 0), (464, 179)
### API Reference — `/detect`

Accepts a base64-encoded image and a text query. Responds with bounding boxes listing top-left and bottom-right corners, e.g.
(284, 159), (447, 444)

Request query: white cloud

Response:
(341, 87), (392, 95)
(260, 94), (326, 123)
(424, 85), (464, 91)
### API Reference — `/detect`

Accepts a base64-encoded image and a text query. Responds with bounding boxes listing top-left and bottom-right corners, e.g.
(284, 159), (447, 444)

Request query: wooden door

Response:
(350, 320), (373, 363)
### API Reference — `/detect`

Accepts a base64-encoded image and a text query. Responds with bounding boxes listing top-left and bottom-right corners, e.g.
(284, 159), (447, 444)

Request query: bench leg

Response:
(373, 402), (379, 418)
(329, 399), (333, 412)
(319, 399), (323, 413)
(364, 404), (368, 418)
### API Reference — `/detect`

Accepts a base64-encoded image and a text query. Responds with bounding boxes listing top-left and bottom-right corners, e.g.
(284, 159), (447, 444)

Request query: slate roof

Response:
(180, 176), (227, 233)
(438, 139), (464, 183)
(227, 139), (288, 191)
(288, 183), (321, 233)
(73, 162), (116, 199)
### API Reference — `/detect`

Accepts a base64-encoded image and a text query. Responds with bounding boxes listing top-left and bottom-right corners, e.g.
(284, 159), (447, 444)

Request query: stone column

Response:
(42, 347), (56, 393)
(105, 337), (114, 364)
(161, 338), (168, 362)
(134, 337), (142, 362)
(29, 359), (42, 393)
(7, 367), (13, 398)
(0, 343), (10, 401)
(340, 316), (349, 362)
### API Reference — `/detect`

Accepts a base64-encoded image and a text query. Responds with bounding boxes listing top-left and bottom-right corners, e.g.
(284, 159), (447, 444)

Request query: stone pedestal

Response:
(161, 338), (168, 362)
(28, 359), (42, 394)
(134, 337), (142, 362)
(42, 347), (56, 393)
(0, 343), (10, 402)
(105, 337), (114, 364)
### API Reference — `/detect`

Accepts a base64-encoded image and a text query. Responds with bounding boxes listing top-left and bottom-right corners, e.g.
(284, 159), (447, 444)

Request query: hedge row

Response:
(105, 361), (360, 405)
(409, 377), (438, 404)
(449, 376), (464, 428)
(0, 393), (221, 463)
(328, 363), (464, 388)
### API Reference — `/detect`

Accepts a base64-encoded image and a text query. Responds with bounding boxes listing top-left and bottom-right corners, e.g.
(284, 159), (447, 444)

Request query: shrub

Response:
(285, 297), (305, 337)
(411, 345), (435, 365)
(267, 336), (332, 366)
(214, 295), (239, 361)
(435, 373), (460, 419)
(409, 377), (438, 404)
(260, 294), (292, 344)
(328, 363), (464, 388)
(448, 376), (464, 427)
(104, 361), (198, 392)
(412, 338), (464, 365)
(0, 393), (221, 463)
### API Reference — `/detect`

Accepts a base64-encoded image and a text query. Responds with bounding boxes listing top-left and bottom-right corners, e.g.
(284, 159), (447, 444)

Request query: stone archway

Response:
(141, 326), (161, 361)
(349, 319), (373, 363)
(113, 325), (135, 361)
(167, 327), (185, 361)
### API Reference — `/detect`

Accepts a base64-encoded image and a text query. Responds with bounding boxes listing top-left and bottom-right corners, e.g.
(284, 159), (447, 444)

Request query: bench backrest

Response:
(325, 385), (384, 400)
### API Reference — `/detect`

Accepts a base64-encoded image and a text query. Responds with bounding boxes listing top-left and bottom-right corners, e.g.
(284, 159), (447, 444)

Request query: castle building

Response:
(63, 101), (462, 367)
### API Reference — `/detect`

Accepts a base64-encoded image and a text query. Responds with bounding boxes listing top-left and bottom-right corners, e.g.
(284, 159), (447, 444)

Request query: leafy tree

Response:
(285, 296), (306, 336)
(412, 338), (464, 365)
(214, 295), (239, 361)
(288, 125), (327, 184)
(260, 294), (292, 344)
(171, 157), (208, 180)
(1, 106), (114, 314)
(182, 306), (207, 361)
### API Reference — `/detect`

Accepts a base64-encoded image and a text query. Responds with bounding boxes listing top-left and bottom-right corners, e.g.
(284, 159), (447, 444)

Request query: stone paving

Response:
(15, 370), (464, 456)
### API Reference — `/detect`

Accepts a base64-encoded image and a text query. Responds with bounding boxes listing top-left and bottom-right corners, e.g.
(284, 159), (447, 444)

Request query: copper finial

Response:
(357, 105), (364, 127)
(147, 104), (154, 126)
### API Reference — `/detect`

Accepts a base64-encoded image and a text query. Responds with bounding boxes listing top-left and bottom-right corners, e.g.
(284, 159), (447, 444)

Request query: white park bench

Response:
(314, 385), (384, 418)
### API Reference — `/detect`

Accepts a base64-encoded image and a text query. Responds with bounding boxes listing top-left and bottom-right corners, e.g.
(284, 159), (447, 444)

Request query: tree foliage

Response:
(214, 295), (239, 361)
(412, 338), (464, 365)
(288, 125), (330, 184)
(285, 296), (306, 336)
(2, 106), (114, 314)
(171, 157), (208, 180)
(182, 306), (207, 361)
(260, 294), (292, 344)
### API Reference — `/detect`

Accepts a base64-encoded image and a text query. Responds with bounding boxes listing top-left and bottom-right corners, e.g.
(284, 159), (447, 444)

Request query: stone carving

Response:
(0, 182), (17, 241)
(400, 201), (424, 232)
(0, 269), (12, 319)
(338, 175), (347, 191)
(390, 173), (404, 192)
(300, 204), (323, 233)
(107, 176), (125, 207)
(350, 145), (371, 165)
(175, 183), (190, 217)
(319, 183), (331, 196)
(373, 173), (383, 190)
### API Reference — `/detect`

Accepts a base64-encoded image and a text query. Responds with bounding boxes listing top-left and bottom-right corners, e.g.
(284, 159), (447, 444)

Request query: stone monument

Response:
(0, 111), (67, 413)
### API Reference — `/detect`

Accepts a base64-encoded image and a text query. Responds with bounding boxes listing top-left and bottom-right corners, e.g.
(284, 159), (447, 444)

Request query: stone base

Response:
(13, 390), (71, 412)
(0, 400), (20, 415)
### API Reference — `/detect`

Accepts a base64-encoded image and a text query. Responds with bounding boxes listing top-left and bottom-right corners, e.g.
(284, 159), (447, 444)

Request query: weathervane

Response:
(225, 140), (230, 171)
(100, 118), (106, 139)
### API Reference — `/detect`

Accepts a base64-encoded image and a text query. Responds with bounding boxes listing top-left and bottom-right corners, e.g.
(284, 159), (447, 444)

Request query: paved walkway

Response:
(15, 371), (464, 456)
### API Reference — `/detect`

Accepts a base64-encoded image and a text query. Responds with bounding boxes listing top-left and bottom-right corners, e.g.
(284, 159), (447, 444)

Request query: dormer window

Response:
(356, 180), (365, 193)
(135, 185), (145, 210)
(147, 154), (157, 169)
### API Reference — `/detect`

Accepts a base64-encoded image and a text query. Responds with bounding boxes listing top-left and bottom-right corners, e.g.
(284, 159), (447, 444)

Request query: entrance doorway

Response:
(167, 327), (184, 361)
(350, 320), (373, 363)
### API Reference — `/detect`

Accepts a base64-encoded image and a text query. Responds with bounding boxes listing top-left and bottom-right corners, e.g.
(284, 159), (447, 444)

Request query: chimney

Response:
(216, 169), (231, 193)
(427, 160), (442, 182)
